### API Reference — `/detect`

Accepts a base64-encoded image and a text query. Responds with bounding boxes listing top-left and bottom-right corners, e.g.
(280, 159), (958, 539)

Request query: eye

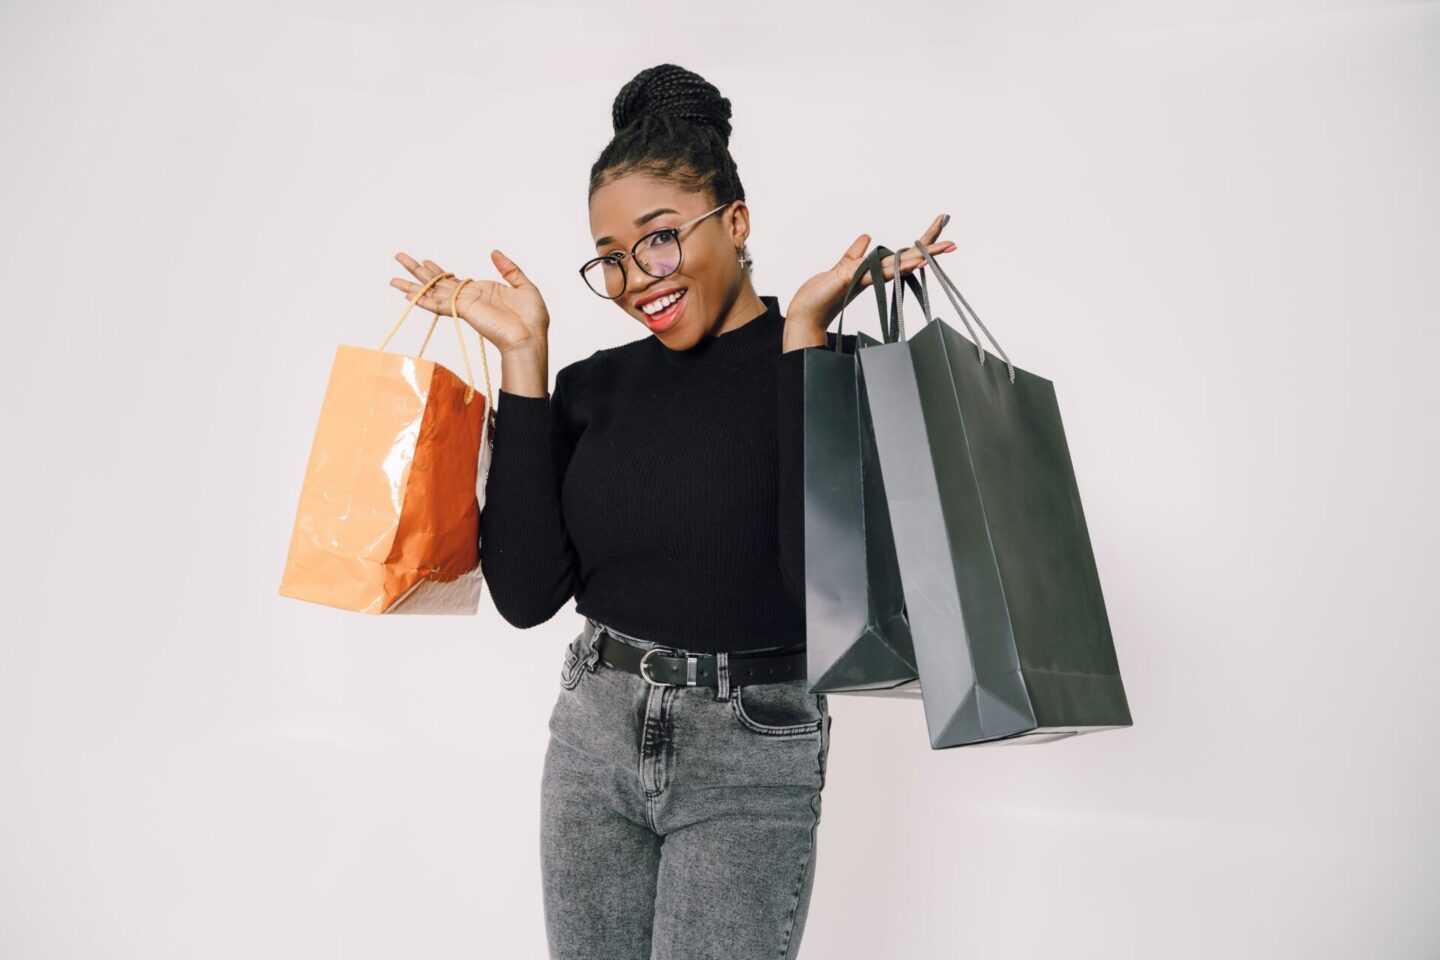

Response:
(644, 229), (679, 248)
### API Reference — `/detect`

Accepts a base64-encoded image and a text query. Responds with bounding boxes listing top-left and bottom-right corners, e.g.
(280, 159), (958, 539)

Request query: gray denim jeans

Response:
(541, 615), (833, 960)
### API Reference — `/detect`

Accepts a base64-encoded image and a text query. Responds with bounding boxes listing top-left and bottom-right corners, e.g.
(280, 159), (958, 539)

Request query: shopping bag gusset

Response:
(803, 247), (921, 696)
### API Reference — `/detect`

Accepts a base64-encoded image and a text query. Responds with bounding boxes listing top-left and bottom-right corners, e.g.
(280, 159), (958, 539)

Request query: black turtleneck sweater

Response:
(478, 293), (834, 654)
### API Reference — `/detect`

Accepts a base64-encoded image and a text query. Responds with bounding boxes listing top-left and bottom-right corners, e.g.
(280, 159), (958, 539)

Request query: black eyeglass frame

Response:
(579, 201), (733, 300)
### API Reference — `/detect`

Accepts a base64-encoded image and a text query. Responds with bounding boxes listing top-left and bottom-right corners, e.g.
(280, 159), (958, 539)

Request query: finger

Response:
(892, 217), (950, 265)
(830, 234), (870, 278)
(907, 240), (955, 269)
(491, 249), (534, 290)
(423, 268), (457, 304)
(837, 233), (869, 267)
(883, 216), (952, 277)
(918, 212), (950, 245)
(876, 248), (908, 279)
(879, 242), (955, 280)
(394, 255), (460, 307)
(388, 281), (441, 314)
(832, 234), (872, 293)
(389, 276), (454, 313)
(394, 272), (493, 302)
(394, 252), (440, 284)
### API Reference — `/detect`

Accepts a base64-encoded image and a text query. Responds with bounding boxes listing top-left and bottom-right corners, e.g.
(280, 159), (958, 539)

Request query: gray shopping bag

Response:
(859, 242), (1133, 748)
(803, 248), (921, 695)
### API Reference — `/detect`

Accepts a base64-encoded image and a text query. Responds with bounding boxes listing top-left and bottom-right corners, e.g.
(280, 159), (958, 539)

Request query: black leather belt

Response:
(584, 619), (807, 688)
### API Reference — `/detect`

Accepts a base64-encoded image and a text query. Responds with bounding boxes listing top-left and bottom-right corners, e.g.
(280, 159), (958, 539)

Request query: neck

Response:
(711, 284), (768, 337)
(654, 290), (782, 368)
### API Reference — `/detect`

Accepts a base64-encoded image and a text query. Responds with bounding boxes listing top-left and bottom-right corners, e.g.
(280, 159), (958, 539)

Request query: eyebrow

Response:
(595, 208), (681, 248)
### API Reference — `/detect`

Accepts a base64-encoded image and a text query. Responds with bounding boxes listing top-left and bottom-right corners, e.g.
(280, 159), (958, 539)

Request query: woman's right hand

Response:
(390, 249), (549, 356)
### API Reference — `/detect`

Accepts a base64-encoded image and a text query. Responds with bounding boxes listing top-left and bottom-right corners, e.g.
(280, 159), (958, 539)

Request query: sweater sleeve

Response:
(479, 365), (583, 629)
(774, 331), (841, 613)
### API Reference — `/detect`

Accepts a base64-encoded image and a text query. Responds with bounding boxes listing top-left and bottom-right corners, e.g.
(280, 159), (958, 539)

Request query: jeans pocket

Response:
(559, 636), (588, 690)
(730, 680), (825, 737)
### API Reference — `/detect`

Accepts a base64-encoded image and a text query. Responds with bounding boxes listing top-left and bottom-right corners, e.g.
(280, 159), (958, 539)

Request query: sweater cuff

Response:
(496, 388), (551, 421)
(774, 348), (807, 421)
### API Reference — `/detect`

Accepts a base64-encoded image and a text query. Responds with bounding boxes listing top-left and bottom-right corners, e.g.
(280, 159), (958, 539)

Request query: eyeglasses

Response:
(580, 202), (731, 300)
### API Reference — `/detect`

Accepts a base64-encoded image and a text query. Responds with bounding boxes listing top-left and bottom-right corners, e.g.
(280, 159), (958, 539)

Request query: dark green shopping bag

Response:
(858, 242), (1133, 748)
(801, 248), (923, 695)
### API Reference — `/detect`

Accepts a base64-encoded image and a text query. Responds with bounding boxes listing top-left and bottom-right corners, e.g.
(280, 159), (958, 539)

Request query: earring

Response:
(736, 248), (752, 269)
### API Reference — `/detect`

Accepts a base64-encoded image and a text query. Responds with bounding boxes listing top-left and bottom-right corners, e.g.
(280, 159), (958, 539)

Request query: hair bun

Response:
(611, 63), (733, 144)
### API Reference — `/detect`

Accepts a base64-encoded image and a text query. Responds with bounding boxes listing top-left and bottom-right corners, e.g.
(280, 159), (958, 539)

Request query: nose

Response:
(622, 252), (653, 298)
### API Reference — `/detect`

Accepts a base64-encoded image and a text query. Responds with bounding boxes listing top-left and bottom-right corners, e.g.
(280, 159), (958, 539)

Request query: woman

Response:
(390, 63), (953, 960)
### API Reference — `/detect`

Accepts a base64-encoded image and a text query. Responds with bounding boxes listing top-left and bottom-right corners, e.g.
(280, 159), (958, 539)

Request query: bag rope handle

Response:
(450, 279), (499, 437)
(376, 270), (497, 415)
(888, 248), (937, 343)
(831, 245), (934, 348)
(913, 239), (1015, 383)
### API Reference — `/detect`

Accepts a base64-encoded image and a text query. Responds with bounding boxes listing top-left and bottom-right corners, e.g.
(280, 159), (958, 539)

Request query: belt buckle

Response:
(639, 648), (698, 687)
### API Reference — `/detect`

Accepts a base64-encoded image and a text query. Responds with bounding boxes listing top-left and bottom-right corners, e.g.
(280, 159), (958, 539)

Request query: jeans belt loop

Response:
(582, 618), (605, 671)
(715, 651), (730, 701)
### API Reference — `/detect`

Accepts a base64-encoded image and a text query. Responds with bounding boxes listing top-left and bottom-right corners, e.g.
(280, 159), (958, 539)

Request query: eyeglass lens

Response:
(584, 230), (681, 299)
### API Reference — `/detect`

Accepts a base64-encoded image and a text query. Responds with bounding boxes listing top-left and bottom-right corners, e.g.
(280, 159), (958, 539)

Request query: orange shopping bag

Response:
(278, 271), (497, 614)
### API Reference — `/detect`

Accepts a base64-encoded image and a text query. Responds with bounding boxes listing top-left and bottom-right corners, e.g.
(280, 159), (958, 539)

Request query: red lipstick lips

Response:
(640, 288), (687, 332)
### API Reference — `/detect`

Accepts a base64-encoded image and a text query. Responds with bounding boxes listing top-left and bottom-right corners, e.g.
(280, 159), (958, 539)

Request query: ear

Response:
(726, 200), (751, 248)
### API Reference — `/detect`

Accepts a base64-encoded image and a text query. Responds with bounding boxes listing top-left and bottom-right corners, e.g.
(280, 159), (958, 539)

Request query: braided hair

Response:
(589, 63), (752, 271)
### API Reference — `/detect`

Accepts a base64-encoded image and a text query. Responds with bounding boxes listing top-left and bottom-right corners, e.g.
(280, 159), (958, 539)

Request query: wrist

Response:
(781, 317), (826, 353)
(499, 336), (546, 359)
(498, 340), (549, 399)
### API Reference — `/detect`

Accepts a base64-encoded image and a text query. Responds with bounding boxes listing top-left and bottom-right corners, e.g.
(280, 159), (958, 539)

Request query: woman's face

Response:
(588, 172), (749, 349)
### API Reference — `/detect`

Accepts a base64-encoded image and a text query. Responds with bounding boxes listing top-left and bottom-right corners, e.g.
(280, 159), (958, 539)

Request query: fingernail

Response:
(942, 213), (951, 226)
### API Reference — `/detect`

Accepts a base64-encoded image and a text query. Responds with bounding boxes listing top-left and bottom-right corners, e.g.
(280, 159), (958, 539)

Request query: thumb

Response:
(834, 233), (868, 270)
(491, 249), (533, 290)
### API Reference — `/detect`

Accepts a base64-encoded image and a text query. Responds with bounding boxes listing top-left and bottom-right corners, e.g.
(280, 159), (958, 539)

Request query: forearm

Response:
(481, 353), (581, 628)
(498, 340), (550, 399)
(480, 389), (579, 628)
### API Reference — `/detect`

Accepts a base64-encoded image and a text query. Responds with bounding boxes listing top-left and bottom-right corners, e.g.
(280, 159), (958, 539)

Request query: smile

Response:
(641, 289), (687, 330)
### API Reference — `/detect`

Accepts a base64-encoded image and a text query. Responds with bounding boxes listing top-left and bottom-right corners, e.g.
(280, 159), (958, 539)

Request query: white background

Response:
(2, 1), (1436, 957)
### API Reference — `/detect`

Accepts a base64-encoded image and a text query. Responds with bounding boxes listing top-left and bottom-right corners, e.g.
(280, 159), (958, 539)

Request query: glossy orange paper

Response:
(279, 274), (495, 614)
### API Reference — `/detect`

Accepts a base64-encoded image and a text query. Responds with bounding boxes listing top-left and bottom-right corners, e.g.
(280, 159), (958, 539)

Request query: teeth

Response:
(642, 290), (685, 315)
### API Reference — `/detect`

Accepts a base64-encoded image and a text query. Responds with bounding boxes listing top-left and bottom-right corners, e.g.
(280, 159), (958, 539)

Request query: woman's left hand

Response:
(784, 213), (955, 346)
